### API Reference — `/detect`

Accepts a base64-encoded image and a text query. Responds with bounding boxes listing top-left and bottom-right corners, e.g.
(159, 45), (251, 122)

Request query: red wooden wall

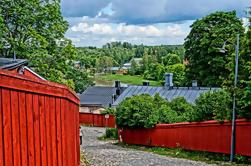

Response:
(0, 69), (80, 166)
(119, 119), (251, 156)
(79, 113), (116, 128)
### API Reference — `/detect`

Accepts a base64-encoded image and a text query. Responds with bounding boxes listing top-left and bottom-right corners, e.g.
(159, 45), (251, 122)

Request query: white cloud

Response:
(70, 22), (185, 38)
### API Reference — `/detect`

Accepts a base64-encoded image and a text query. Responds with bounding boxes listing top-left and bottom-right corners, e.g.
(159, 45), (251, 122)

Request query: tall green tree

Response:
(0, 0), (68, 58)
(184, 11), (244, 86)
(0, 0), (93, 92)
(239, 8), (251, 118)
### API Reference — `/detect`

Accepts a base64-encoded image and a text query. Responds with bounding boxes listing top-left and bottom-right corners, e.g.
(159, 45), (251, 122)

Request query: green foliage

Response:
(238, 9), (251, 119)
(170, 97), (194, 115)
(101, 108), (116, 115)
(0, 0), (93, 92)
(162, 53), (181, 66)
(97, 74), (161, 86)
(184, 11), (244, 86)
(187, 90), (232, 122)
(105, 128), (118, 139)
(166, 64), (185, 86)
(115, 94), (160, 128)
(115, 90), (235, 128)
(158, 104), (179, 124)
(0, 0), (68, 58)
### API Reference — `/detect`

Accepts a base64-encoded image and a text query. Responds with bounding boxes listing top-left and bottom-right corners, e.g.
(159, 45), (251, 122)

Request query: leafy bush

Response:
(101, 108), (116, 115)
(115, 94), (160, 128)
(239, 78), (251, 119)
(158, 104), (179, 124)
(105, 128), (118, 139)
(187, 90), (232, 122)
(170, 97), (194, 115)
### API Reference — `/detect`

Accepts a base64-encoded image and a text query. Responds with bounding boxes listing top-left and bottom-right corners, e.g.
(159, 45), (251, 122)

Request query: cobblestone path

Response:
(81, 126), (214, 166)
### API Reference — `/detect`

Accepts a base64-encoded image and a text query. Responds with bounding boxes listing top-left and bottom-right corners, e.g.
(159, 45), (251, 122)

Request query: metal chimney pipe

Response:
(164, 73), (173, 88)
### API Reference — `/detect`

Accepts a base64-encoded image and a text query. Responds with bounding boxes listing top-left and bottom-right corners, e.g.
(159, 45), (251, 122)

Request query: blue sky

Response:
(61, 0), (250, 47)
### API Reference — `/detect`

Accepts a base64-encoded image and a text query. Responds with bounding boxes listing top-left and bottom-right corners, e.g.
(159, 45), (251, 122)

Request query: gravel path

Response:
(81, 126), (214, 166)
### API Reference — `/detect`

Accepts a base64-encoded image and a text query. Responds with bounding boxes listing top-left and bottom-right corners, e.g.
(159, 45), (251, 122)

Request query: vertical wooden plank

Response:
(26, 93), (35, 166)
(0, 89), (5, 166)
(2, 89), (13, 166)
(33, 94), (41, 166)
(39, 95), (48, 166)
(45, 96), (52, 166)
(56, 98), (63, 166)
(11, 90), (21, 166)
(19, 92), (28, 166)
(51, 97), (58, 166)
(68, 102), (75, 166)
(73, 104), (78, 166)
(61, 99), (67, 166)
(76, 105), (80, 165)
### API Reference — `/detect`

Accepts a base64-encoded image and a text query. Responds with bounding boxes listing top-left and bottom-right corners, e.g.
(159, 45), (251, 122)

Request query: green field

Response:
(95, 74), (161, 86)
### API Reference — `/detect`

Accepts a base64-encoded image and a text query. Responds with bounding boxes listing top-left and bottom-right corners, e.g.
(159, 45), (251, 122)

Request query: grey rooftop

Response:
(113, 86), (218, 106)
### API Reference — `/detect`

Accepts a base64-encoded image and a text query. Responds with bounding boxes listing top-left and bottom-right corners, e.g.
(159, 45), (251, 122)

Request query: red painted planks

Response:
(0, 70), (80, 165)
(19, 92), (29, 166)
(39, 96), (48, 166)
(45, 96), (52, 166)
(0, 89), (4, 166)
(61, 99), (67, 166)
(26, 93), (35, 166)
(50, 97), (58, 166)
(56, 98), (63, 166)
(119, 120), (251, 157)
(2, 89), (13, 166)
(33, 94), (41, 166)
(11, 90), (21, 166)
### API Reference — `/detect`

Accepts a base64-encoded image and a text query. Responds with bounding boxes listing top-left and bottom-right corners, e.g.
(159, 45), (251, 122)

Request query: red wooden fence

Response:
(119, 119), (251, 157)
(79, 113), (116, 128)
(0, 69), (80, 166)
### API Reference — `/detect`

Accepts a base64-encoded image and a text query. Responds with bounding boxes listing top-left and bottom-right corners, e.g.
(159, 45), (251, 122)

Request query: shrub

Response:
(170, 97), (194, 115)
(105, 128), (118, 139)
(239, 79), (251, 119)
(187, 90), (232, 122)
(158, 104), (179, 124)
(101, 108), (116, 115)
(115, 94), (160, 128)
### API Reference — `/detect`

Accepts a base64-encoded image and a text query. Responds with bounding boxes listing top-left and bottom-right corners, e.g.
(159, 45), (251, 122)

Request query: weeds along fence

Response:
(79, 112), (116, 128)
(0, 69), (80, 166)
(119, 119), (251, 157)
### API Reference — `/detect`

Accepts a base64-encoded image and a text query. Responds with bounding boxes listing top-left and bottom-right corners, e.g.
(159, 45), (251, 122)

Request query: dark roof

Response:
(0, 58), (28, 70)
(113, 86), (218, 106)
(79, 86), (126, 107)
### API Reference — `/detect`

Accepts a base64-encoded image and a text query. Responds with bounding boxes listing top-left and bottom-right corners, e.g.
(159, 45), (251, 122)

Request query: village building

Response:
(0, 58), (45, 80)
(112, 73), (218, 106)
(78, 81), (126, 114)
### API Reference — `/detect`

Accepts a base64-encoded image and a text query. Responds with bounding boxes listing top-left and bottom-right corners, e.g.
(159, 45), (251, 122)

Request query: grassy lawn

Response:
(115, 143), (251, 166)
(95, 74), (161, 86)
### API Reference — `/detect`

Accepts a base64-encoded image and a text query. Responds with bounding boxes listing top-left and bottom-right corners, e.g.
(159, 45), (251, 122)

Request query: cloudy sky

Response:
(61, 0), (250, 47)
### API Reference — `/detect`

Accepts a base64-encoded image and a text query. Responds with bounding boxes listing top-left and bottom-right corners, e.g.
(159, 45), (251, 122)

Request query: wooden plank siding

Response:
(0, 69), (80, 166)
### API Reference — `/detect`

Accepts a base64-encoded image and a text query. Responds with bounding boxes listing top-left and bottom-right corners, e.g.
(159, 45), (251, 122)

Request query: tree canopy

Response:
(0, 0), (92, 92)
(184, 11), (244, 87)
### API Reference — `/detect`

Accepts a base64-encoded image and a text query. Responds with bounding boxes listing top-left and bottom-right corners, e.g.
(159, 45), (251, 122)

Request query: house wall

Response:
(0, 69), (80, 166)
(80, 106), (105, 114)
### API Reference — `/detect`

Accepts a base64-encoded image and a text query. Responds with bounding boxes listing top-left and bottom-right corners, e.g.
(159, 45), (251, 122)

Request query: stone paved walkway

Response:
(81, 126), (214, 166)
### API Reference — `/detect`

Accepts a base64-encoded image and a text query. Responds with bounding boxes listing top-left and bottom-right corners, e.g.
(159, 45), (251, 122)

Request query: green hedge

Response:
(115, 90), (233, 128)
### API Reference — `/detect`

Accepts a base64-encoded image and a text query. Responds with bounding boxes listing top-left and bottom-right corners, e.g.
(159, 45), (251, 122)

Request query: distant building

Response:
(0, 58), (45, 80)
(112, 73), (218, 106)
(78, 81), (126, 114)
